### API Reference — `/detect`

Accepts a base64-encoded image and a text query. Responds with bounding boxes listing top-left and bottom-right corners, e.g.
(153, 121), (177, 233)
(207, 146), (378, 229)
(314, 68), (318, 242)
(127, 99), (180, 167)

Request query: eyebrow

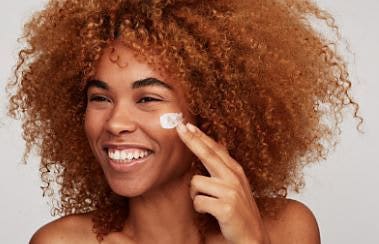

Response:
(85, 77), (173, 92)
(132, 77), (173, 90)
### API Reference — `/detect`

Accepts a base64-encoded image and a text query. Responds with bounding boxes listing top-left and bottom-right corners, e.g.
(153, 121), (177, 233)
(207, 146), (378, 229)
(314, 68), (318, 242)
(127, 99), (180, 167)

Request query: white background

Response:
(0, 1), (378, 243)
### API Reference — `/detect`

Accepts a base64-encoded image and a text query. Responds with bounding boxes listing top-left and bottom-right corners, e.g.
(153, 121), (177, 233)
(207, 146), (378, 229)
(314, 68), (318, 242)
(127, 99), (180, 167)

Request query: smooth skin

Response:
(30, 42), (320, 244)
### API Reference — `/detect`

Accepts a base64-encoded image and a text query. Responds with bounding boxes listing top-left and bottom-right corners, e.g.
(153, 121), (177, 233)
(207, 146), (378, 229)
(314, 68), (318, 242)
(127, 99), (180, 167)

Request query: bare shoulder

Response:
(30, 213), (98, 244)
(264, 198), (321, 244)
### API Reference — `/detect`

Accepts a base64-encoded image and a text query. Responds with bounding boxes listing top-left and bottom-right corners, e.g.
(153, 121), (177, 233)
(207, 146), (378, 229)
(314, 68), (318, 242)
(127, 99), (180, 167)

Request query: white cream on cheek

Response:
(159, 112), (184, 129)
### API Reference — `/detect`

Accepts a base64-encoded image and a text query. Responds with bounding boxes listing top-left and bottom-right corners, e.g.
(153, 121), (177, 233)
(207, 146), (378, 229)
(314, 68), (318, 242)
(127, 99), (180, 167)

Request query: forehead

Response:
(91, 41), (185, 97)
(94, 41), (173, 88)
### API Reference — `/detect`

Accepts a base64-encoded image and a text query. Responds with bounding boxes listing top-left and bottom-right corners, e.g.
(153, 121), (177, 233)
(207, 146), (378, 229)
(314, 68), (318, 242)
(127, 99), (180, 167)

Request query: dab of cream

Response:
(160, 112), (184, 129)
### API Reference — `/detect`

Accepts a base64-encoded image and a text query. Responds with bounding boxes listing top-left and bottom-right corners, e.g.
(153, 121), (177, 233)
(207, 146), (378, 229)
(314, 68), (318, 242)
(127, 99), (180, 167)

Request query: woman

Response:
(7, 0), (361, 243)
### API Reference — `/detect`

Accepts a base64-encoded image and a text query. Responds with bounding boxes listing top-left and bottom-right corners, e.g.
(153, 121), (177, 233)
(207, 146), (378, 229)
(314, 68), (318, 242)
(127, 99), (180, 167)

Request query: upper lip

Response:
(102, 142), (153, 151)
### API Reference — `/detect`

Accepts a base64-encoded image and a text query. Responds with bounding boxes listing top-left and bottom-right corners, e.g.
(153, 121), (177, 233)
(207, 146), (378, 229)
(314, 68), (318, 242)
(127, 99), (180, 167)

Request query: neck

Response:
(123, 171), (203, 244)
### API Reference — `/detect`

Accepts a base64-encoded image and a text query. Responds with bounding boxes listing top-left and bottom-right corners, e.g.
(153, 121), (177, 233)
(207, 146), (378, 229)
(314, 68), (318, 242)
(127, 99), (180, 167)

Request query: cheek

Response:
(84, 109), (105, 140)
(143, 112), (179, 136)
(140, 112), (184, 148)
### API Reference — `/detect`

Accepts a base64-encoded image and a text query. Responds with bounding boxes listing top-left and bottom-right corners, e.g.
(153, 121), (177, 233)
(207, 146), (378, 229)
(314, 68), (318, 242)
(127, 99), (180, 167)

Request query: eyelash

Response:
(89, 95), (110, 103)
(138, 97), (161, 103)
(88, 95), (161, 103)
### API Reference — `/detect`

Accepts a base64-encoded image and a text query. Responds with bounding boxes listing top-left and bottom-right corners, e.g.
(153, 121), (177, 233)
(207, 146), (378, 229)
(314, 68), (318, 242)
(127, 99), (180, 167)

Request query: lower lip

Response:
(108, 154), (152, 173)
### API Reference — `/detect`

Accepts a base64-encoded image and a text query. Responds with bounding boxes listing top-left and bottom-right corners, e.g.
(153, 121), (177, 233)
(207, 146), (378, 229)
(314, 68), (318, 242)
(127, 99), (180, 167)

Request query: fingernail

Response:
(177, 121), (188, 133)
(186, 123), (197, 133)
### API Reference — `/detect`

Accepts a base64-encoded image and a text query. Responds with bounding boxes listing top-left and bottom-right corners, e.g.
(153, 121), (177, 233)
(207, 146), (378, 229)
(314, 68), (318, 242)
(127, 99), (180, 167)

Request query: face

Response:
(84, 41), (194, 197)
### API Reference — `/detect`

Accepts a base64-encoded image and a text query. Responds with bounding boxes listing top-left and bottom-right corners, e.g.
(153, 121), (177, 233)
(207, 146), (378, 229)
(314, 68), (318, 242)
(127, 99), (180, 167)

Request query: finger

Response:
(190, 175), (229, 199)
(193, 195), (231, 223)
(176, 121), (232, 179)
(185, 123), (246, 176)
(193, 194), (220, 214)
(179, 122), (249, 190)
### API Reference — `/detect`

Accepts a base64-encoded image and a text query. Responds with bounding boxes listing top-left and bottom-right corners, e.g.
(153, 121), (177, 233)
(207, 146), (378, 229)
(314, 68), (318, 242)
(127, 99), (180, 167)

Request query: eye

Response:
(88, 95), (111, 103)
(138, 96), (162, 103)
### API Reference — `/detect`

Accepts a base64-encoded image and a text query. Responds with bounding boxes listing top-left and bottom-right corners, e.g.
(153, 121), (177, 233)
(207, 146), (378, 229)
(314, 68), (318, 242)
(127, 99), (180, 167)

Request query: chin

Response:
(104, 176), (150, 197)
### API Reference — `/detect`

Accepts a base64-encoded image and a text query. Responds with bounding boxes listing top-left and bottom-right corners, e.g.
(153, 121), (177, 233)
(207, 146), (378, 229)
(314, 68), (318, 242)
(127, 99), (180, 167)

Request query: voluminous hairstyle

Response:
(8, 0), (361, 239)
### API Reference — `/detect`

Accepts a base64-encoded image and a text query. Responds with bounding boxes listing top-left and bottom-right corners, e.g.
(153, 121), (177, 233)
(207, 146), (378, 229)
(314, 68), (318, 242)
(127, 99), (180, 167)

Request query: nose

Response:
(104, 103), (137, 136)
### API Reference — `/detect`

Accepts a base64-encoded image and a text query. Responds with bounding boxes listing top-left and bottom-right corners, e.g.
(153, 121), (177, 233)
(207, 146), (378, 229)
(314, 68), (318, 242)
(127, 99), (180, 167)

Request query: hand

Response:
(176, 122), (271, 244)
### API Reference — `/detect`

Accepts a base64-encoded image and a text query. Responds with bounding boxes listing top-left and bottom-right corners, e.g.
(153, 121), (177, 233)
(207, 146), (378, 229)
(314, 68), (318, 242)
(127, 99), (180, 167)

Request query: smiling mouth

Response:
(106, 148), (153, 163)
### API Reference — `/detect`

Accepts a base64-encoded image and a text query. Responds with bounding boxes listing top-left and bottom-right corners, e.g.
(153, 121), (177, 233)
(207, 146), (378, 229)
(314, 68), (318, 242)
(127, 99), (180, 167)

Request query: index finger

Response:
(185, 123), (244, 175)
(176, 121), (233, 179)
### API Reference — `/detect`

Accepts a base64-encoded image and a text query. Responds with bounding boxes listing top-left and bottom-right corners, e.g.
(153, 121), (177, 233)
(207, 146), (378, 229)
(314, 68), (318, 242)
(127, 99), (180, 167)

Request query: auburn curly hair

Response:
(7, 0), (362, 240)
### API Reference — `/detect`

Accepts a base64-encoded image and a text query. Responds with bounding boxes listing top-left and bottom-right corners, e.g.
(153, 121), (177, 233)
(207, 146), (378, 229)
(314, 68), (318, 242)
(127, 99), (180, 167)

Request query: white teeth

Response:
(121, 151), (127, 159)
(115, 151), (121, 160)
(127, 153), (133, 160)
(108, 149), (150, 162)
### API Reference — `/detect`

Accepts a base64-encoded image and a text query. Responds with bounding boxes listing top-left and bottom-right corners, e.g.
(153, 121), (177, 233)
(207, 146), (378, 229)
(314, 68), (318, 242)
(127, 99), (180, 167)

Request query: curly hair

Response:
(7, 0), (362, 240)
